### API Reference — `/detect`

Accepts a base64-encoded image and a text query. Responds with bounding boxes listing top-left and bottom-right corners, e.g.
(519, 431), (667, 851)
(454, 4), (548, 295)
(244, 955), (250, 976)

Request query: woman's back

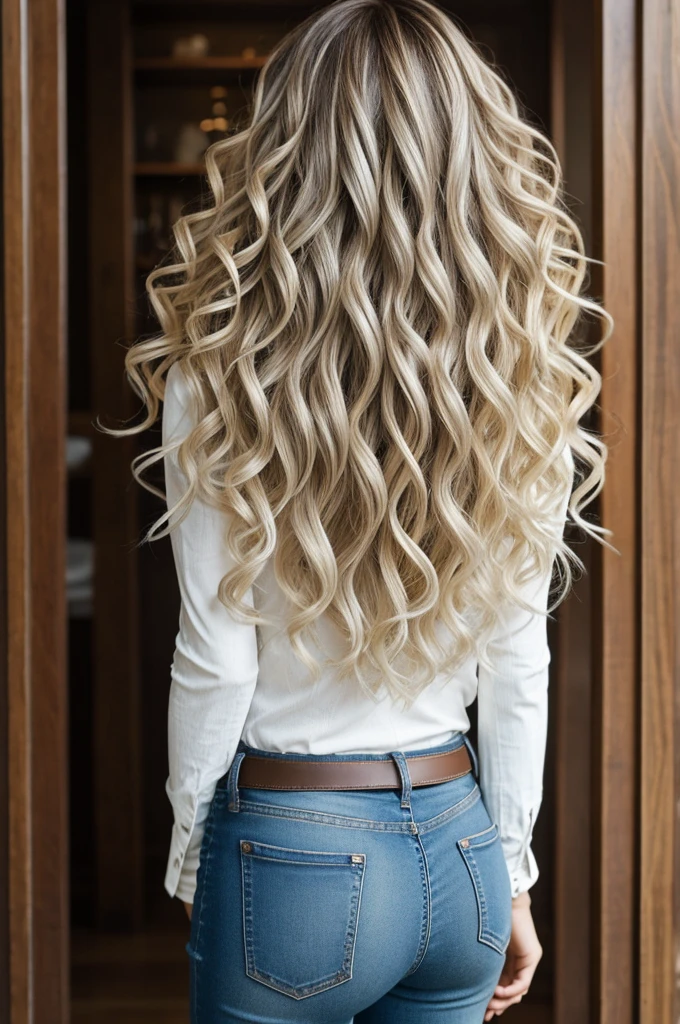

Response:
(161, 357), (574, 900)
(112, 0), (611, 1018)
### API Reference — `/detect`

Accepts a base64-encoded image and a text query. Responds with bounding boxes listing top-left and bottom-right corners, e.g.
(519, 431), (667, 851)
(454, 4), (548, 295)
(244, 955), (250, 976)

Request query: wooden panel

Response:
(591, 3), (639, 1024)
(3, 3), (32, 1012)
(2, 0), (69, 1020)
(639, 0), (680, 1020)
(0, 280), (7, 1024)
(88, 0), (144, 929)
(550, 1), (597, 1019)
(553, 568), (595, 1024)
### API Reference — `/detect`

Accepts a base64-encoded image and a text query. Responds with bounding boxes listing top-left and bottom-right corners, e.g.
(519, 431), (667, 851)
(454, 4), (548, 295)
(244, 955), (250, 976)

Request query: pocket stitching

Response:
(242, 838), (367, 864)
(241, 841), (366, 1000)
(460, 822), (497, 845)
(457, 824), (511, 955)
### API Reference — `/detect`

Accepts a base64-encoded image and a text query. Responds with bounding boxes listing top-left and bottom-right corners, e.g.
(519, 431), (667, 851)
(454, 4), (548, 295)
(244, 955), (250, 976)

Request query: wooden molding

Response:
(551, 2), (597, 1020)
(639, 0), (680, 1019)
(591, 3), (640, 1023)
(2, 0), (69, 1020)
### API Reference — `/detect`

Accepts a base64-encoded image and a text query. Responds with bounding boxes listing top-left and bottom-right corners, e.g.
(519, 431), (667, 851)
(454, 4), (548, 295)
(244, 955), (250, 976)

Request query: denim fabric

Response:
(186, 730), (513, 1023)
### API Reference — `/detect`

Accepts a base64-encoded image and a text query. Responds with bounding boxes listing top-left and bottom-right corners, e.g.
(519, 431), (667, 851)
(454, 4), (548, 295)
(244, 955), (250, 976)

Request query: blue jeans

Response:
(186, 731), (513, 1023)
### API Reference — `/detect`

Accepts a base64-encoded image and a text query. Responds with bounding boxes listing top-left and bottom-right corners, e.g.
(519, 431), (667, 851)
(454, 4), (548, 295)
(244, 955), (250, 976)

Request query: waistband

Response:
(222, 731), (480, 813)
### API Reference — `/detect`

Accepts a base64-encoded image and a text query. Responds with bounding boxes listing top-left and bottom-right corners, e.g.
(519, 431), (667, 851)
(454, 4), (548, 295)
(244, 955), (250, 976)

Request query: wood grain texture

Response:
(3, 3), (32, 1017)
(550, 1), (596, 1018)
(590, 3), (640, 1024)
(639, 0), (680, 1020)
(2, 0), (69, 1020)
(28, 2), (69, 1018)
(0, 221), (8, 1024)
(553, 567), (595, 1024)
(88, 0), (144, 929)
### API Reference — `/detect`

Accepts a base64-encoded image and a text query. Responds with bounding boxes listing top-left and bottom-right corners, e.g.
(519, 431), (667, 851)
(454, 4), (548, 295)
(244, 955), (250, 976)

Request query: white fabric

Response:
(161, 361), (573, 904)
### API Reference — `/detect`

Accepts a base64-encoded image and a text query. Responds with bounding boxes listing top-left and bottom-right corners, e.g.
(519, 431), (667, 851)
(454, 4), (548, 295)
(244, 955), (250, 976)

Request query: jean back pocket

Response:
(457, 822), (512, 955)
(240, 839), (366, 1000)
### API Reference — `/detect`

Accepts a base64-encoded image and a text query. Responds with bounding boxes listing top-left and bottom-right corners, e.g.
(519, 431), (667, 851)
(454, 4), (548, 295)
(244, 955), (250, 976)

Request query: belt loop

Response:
(227, 751), (246, 812)
(390, 751), (413, 810)
(462, 734), (480, 781)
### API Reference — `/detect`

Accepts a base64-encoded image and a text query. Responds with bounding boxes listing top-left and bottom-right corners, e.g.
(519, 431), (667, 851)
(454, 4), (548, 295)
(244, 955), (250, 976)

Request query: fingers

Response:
(495, 977), (529, 997)
(485, 991), (524, 1012)
(495, 963), (535, 996)
(484, 964), (535, 1018)
(484, 992), (524, 1020)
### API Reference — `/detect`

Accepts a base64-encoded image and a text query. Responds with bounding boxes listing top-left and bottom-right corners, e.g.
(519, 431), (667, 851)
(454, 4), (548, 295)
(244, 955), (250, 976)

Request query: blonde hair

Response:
(109, 0), (614, 706)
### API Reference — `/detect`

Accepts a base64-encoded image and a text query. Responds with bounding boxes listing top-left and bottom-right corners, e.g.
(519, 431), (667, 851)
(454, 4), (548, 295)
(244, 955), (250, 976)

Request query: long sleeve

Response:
(162, 362), (260, 903)
(476, 445), (574, 899)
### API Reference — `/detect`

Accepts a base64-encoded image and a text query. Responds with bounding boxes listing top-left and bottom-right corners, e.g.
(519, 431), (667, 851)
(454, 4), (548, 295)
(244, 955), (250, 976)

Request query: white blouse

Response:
(161, 361), (574, 904)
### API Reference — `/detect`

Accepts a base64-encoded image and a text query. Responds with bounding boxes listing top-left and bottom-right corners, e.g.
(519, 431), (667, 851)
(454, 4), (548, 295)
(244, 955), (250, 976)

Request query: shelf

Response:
(135, 161), (205, 176)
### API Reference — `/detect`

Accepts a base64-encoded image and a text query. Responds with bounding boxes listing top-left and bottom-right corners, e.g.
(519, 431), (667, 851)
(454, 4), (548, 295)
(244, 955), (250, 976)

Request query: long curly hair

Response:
(108, 0), (614, 706)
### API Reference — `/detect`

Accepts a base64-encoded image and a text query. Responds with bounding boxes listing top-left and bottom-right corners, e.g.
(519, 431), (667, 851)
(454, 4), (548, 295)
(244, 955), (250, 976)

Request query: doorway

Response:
(2, 1), (678, 1022)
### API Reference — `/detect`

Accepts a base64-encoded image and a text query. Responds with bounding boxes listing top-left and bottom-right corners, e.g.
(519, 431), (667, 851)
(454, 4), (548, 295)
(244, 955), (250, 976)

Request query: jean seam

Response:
(227, 751), (246, 812)
(233, 783), (480, 834)
(458, 821), (497, 844)
(191, 794), (219, 1019)
(184, 944), (200, 1023)
(417, 785), (482, 835)
(458, 844), (509, 955)
(404, 831), (432, 977)
(235, 801), (413, 831)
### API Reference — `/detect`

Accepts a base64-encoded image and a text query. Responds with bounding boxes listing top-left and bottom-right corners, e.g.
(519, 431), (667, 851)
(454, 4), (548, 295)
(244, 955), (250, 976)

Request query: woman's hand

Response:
(484, 890), (542, 1021)
(183, 901), (193, 921)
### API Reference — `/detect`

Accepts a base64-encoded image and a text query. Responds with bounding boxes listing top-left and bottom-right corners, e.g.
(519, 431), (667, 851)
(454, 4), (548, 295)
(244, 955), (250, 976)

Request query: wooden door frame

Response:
(550, 4), (601, 1022)
(1, 0), (69, 1022)
(591, 3), (639, 1023)
(551, 1), (680, 1023)
(590, 2), (680, 1021)
(638, 1), (680, 1019)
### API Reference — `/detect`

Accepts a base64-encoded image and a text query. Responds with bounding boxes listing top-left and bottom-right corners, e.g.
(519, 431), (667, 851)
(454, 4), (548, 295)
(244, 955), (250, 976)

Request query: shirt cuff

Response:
(164, 816), (205, 901)
(163, 778), (201, 900)
(505, 840), (540, 898)
(165, 822), (204, 903)
(499, 804), (540, 898)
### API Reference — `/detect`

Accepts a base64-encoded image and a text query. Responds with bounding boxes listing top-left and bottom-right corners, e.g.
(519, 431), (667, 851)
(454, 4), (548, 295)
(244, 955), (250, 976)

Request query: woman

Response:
(115, 0), (612, 1020)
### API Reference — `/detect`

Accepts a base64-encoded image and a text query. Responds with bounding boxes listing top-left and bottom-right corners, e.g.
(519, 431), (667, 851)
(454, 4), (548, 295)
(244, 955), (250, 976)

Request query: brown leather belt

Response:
(237, 743), (473, 791)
